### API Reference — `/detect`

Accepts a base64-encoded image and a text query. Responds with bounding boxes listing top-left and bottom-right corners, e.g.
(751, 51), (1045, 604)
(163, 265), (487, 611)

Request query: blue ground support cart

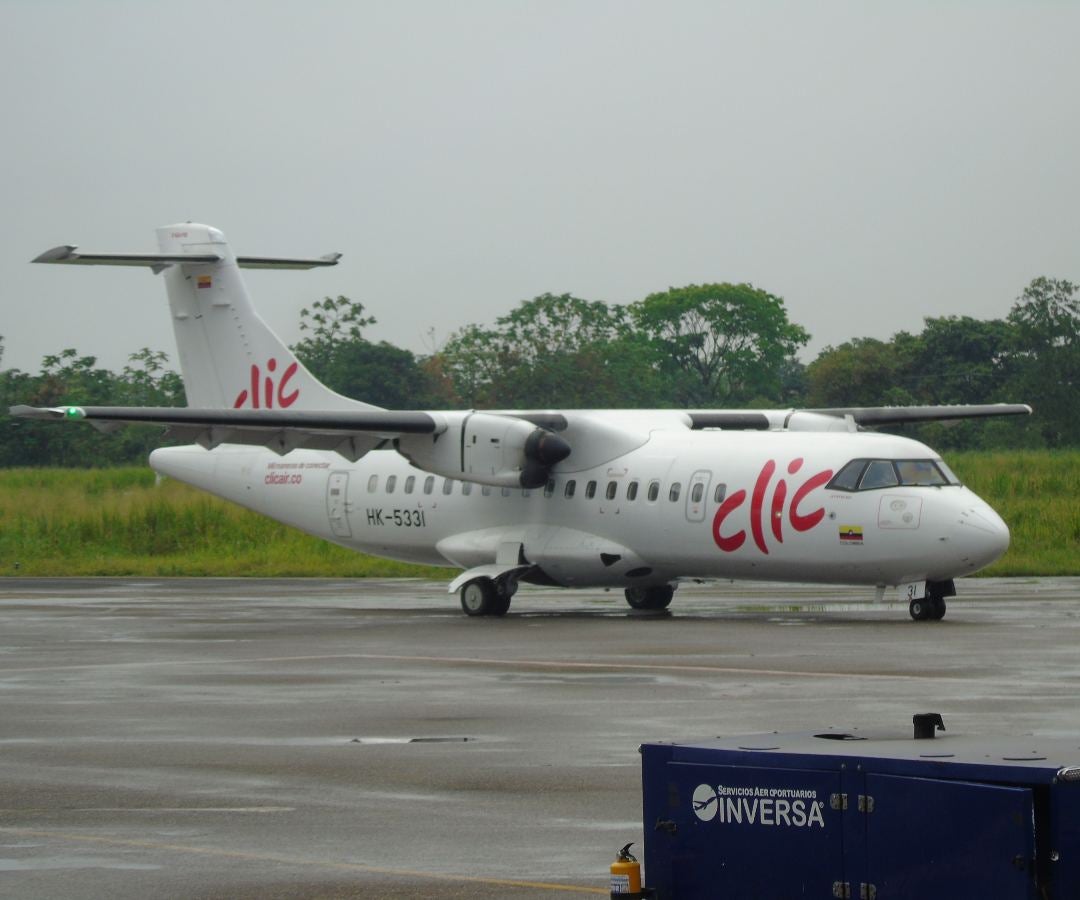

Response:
(639, 715), (1080, 899)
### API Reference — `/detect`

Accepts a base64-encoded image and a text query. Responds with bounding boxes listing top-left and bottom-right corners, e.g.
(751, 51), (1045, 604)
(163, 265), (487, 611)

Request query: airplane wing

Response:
(10, 401), (1033, 444)
(7, 405), (575, 487)
(9, 405), (438, 460)
(806, 404), (1033, 426)
(9, 402), (1031, 481)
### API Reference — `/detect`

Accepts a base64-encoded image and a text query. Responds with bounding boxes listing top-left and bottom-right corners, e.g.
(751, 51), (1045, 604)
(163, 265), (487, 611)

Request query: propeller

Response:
(520, 429), (572, 488)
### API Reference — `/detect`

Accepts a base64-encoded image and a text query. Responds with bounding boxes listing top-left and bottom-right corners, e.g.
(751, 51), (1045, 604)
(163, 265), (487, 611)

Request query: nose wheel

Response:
(624, 585), (675, 611)
(909, 582), (950, 621)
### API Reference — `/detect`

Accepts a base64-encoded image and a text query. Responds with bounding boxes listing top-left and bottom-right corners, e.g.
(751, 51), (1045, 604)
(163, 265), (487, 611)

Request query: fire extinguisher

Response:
(610, 842), (642, 899)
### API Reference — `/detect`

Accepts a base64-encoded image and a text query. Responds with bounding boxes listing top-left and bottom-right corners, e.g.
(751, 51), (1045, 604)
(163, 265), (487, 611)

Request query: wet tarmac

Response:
(0, 576), (1078, 898)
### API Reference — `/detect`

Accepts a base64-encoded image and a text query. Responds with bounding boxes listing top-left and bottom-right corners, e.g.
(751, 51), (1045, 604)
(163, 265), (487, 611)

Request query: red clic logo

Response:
(233, 358), (300, 409)
(712, 458), (833, 555)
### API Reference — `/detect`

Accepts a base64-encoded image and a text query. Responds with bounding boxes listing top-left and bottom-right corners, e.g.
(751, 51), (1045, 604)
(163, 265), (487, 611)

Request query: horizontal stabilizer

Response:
(32, 246), (340, 270)
(33, 246), (220, 267)
(235, 253), (342, 269)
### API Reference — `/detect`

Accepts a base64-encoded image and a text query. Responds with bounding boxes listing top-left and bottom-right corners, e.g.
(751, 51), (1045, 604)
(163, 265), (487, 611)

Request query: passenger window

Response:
(626, 481), (638, 501)
(462, 482), (473, 496)
(585, 481), (597, 499)
(669, 482), (681, 502)
(860, 460), (899, 490)
(481, 485), (492, 496)
(605, 481), (617, 500)
(647, 480), (660, 502)
(442, 478), (454, 495)
(386, 475), (397, 494)
(691, 483), (704, 503)
(404, 475), (416, 494)
(544, 478), (555, 498)
(564, 480), (576, 498)
(423, 475), (435, 495)
(367, 474), (378, 493)
(713, 483), (726, 503)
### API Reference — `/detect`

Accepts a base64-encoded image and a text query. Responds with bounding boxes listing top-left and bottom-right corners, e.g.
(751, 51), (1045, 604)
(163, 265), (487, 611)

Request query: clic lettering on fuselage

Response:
(713, 458), (833, 555)
(233, 358), (299, 409)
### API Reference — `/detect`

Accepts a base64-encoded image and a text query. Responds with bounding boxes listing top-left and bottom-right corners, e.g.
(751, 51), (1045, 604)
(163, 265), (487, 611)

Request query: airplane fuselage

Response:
(151, 427), (1009, 592)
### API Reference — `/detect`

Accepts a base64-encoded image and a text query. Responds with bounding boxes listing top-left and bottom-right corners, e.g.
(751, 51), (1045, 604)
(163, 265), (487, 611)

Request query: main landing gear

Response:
(459, 577), (517, 617)
(624, 585), (675, 611)
(909, 580), (954, 622)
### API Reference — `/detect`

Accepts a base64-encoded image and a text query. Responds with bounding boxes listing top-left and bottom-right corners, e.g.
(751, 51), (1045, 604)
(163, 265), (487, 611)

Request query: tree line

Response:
(1, 276), (1076, 466)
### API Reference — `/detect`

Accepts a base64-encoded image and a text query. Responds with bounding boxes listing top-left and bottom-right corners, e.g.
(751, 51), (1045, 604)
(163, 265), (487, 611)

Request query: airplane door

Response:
(686, 470), (712, 523)
(327, 471), (352, 538)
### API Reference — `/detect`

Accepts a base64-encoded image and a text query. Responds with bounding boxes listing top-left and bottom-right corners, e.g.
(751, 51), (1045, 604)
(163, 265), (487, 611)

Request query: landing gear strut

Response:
(624, 585), (675, 611)
(909, 581), (952, 621)
(460, 577), (516, 617)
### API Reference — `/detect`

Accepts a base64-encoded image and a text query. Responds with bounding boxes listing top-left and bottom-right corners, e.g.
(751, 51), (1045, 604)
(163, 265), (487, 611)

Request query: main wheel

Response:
(489, 592), (512, 616)
(929, 595), (947, 620)
(625, 585), (675, 611)
(460, 578), (497, 616)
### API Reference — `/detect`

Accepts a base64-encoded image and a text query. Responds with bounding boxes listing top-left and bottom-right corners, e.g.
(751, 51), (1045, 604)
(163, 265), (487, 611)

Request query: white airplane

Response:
(13, 223), (1031, 621)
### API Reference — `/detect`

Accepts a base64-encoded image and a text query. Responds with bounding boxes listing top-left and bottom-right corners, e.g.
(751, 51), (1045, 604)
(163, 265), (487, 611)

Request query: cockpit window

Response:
(860, 460), (899, 489)
(896, 460), (950, 486)
(828, 458), (958, 492)
(830, 459), (867, 492)
(935, 460), (961, 485)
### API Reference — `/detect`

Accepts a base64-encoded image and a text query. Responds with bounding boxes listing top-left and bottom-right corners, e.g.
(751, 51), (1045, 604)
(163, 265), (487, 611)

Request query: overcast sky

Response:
(1, 0), (1077, 381)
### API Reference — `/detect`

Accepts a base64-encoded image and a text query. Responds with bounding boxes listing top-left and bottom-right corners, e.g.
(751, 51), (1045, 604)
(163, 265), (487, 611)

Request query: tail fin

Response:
(155, 224), (378, 410)
(34, 223), (379, 411)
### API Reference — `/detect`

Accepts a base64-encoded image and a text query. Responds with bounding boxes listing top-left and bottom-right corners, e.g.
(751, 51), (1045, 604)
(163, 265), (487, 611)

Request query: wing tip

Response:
(32, 245), (78, 264)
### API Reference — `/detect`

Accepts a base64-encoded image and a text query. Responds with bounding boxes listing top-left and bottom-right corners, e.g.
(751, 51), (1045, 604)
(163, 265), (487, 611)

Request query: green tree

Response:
(118, 348), (186, 407)
(435, 293), (672, 408)
(292, 296), (443, 408)
(629, 283), (809, 406)
(1007, 277), (1080, 446)
(805, 337), (917, 408)
(0, 347), (185, 466)
(898, 316), (1014, 405)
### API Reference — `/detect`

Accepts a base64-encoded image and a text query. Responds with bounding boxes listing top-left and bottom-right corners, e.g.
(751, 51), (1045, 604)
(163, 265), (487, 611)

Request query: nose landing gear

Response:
(624, 585), (675, 611)
(909, 580), (954, 621)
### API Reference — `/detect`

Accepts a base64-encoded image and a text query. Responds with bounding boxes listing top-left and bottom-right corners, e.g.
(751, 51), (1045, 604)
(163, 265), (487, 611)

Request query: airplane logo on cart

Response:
(13, 224), (1031, 621)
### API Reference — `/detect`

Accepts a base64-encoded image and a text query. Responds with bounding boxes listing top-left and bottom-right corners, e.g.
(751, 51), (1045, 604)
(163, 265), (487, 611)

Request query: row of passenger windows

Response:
(365, 473), (727, 504)
(363, 458), (957, 501)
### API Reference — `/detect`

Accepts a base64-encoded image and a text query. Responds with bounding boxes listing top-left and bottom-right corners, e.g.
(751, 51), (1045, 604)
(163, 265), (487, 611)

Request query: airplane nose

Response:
(954, 497), (1011, 571)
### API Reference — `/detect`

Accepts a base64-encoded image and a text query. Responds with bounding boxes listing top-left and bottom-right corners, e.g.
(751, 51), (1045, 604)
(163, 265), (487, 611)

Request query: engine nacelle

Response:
(784, 411), (858, 433)
(396, 412), (571, 488)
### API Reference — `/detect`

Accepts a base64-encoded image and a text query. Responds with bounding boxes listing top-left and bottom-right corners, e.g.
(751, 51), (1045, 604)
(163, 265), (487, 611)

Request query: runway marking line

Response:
(0, 827), (608, 895)
(348, 653), (926, 680)
(0, 651), (932, 681)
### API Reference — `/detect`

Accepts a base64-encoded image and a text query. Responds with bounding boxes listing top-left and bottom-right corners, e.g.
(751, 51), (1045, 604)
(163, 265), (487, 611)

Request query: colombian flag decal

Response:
(197, 275), (212, 289)
(839, 525), (863, 543)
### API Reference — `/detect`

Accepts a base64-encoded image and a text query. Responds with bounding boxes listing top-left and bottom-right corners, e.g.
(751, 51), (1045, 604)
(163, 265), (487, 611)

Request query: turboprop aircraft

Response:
(13, 223), (1032, 620)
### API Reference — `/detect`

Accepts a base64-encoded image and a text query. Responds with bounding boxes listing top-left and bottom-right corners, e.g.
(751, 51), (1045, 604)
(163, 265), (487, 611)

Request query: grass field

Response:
(0, 451), (1076, 577)
(948, 450), (1080, 576)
